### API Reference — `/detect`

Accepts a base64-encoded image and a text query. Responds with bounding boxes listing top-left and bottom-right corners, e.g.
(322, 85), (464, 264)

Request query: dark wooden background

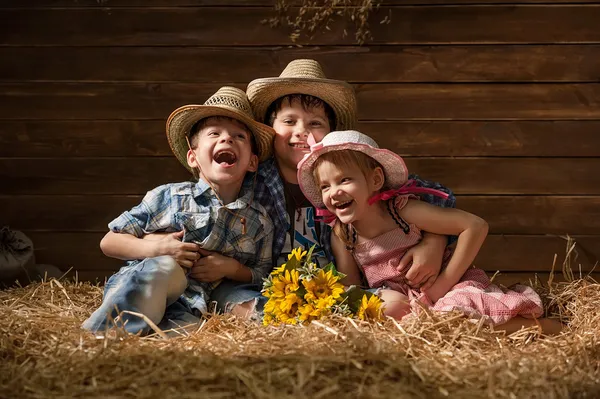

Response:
(1, 1), (599, 284)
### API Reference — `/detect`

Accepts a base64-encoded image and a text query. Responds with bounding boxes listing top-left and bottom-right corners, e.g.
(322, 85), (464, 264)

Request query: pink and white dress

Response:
(351, 195), (544, 325)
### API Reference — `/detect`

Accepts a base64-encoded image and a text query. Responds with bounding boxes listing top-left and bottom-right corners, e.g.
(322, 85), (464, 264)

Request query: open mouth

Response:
(289, 142), (310, 150)
(333, 200), (353, 210)
(213, 150), (237, 166)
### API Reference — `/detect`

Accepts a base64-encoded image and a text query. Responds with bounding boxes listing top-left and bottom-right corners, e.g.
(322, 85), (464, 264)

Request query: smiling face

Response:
(271, 97), (332, 183)
(186, 117), (258, 188)
(314, 151), (384, 225)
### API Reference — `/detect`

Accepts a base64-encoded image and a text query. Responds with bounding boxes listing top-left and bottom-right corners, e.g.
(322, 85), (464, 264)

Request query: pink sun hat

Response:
(297, 130), (409, 209)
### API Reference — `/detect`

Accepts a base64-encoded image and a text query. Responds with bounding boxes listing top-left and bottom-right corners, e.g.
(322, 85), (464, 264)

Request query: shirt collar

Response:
(194, 174), (256, 210)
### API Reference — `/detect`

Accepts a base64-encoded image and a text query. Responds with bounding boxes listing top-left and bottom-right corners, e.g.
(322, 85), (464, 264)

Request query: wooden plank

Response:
(24, 232), (600, 273)
(355, 83), (600, 120)
(4, 120), (600, 158)
(2, 83), (600, 120)
(2, 6), (600, 46)
(1, 195), (142, 231)
(2, 158), (600, 195)
(458, 197), (600, 235)
(4, 195), (600, 234)
(3, 45), (600, 83)
(3, 1), (598, 7)
(365, 121), (600, 157)
(0, 121), (170, 157)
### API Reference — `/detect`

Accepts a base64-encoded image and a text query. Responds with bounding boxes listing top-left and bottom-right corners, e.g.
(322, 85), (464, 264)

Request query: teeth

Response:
(291, 143), (309, 148)
(334, 200), (352, 208)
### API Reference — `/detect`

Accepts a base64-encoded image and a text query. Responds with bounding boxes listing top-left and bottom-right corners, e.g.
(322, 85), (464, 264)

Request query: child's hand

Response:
(397, 233), (445, 290)
(188, 248), (242, 282)
(157, 231), (201, 269)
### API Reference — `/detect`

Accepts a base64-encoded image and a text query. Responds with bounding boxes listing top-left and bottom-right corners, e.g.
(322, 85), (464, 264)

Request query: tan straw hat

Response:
(166, 86), (275, 172)
(246, 59), (357, 130)
(297, 130), (408, 209)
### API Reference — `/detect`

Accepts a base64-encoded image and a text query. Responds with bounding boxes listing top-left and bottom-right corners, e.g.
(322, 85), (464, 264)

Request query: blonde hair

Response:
(312, 149), (383, 251)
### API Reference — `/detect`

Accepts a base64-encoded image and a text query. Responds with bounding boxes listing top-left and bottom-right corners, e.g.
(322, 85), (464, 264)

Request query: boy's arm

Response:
(102, 185), (200, 266)
(399, 200), (488, 302)
(400, 175), (457, 289)
(331, 231), (363, 286)
(100, 231), (200, 268)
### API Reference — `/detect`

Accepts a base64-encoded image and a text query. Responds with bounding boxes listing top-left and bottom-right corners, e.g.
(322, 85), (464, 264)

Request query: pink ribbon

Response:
(315, 207), (337, 226)
(367, 179), (449, 205)
(315, 180), (448, 226)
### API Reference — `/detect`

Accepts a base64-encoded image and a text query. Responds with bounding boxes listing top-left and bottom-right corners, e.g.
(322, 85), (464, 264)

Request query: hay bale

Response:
(0, 273), (599, 398)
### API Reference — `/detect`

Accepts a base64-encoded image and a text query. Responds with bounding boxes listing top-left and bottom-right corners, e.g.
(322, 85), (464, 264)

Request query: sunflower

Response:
(271, 263), (286, 276)
(356, 294), (384, 321)
(298, 302), (318, 323)
(271, 270), (300, 299)
(303, 269), (344, 304)
(277, 299), (302, 325)
(262, 312), (274, 326)
(312, 295), (338, 311)
(280, 292), (304, 314)
(298, 303), (331, 322)
(264, 298), (282, 317)
(288, 247), (307, 262)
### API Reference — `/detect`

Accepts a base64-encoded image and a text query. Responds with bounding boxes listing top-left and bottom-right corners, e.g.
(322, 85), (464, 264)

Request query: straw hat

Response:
(297, 130), (408, 209)
(246, 59), (357, 130)
(166, 86), (275, 172)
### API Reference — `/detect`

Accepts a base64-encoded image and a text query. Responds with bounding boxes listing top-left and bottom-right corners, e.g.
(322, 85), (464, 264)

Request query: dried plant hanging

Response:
(263, 0), (390, 45)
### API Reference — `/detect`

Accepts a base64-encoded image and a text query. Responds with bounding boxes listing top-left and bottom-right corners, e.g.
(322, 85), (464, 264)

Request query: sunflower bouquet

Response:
(261, 246), (384, 325)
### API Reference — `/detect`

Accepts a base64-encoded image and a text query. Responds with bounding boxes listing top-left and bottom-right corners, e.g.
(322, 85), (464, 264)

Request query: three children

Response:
(85, 60), (559, 335)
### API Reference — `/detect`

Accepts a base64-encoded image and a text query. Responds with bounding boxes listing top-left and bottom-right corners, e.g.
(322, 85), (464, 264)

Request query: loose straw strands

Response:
(1, 266), (599, 398)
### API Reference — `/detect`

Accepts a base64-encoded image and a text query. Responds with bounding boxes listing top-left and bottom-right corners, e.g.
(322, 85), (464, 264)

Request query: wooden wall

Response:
(1, 1), (599, 284)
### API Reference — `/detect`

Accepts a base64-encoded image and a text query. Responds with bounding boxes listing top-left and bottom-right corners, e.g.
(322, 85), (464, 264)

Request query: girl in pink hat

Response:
(298, 130), (563, 334)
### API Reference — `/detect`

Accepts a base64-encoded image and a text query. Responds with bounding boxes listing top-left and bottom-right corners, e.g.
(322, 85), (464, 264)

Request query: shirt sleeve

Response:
(408, 174), (458, 245)
(408, 174), (456, 209)
(249, 216), (275, 285)
(108, 184), (174, 237)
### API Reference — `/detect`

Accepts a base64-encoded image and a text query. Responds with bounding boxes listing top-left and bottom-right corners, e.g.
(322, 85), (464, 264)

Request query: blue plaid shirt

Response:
(254, 158), (456, 264)
(109, 176), (273, 287)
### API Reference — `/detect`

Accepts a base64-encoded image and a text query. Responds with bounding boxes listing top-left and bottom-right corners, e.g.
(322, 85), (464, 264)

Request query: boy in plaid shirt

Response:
(83, 87), (275, 335)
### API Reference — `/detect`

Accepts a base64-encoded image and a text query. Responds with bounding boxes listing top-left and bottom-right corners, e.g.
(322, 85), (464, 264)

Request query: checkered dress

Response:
(352, 195), (544, 325)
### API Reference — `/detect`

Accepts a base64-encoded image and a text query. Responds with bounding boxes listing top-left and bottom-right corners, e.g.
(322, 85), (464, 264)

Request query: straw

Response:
(1, 256), (599, 398)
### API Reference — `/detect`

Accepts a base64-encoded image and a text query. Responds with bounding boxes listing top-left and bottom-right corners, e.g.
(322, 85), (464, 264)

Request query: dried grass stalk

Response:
(1, 245), (599, 397)
(264, 0), (390, 45)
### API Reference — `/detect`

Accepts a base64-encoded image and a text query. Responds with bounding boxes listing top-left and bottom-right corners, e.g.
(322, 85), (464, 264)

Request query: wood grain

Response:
(2, 6), (600, 46)
(2, 45), (599, 83)
(1, 83), (600, 120)
(3, 1), (598, 7)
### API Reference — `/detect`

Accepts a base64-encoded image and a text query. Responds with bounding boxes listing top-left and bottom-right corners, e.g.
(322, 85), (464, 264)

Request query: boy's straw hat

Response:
(166, 86), (275, 172)
(246, 59), (357, 130)
(297, 130), (408, 209)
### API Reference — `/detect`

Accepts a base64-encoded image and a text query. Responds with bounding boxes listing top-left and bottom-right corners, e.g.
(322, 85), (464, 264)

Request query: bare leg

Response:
(494, 316), (564, 335)
(379, 289), (411, 320)
(229, 300), (257, 319)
